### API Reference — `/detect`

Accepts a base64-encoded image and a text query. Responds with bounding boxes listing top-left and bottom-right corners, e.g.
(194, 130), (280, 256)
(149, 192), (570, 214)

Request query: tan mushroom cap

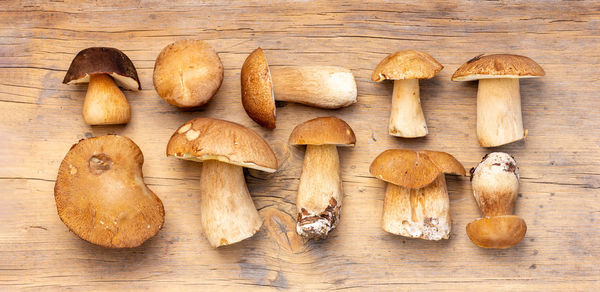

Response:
(372, 50), (443, 82)
(289, 117), (356, 146)
(241, 48), (276, 129)
(466, 215), (527, 249)
(153, 40), (224, 108)
(370, 149), (465, 189)
(54, 135), (165, 248)
(167, 118), (278, 173)
(452, 54), (545, 81)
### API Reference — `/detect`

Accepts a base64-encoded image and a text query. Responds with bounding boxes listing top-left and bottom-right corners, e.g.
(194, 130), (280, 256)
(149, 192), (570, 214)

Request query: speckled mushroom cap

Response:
(54, 135), (164, 248)
(372, 50), (443, 82)
(153, 40), (224, 108)
(451, 54), (545, 81)
(63, 47), (141, 90)
(241, 48), (276, 129)
(370, 149), (465, 189)
(289, 117), (356, 147)
(466, 215), (527, 249)
(166, 118), (278, 173)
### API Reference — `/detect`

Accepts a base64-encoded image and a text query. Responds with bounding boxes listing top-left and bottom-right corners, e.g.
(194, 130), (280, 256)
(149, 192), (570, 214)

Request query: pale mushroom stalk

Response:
(476, 78), (524, 147)
(389, 79), (428, 138)
(83, 74), (131, 125)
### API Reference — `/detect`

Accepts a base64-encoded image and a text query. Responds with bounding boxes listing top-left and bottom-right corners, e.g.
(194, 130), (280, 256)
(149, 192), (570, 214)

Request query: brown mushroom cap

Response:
(54, 135), (164, 248)
(372, 50), (443, 82)
(466, 215), (527, 249)
(153, 40), (224, 108)
(370, 149), (465, 189)
(241, 48), (276, 129)
(451, 54), (545, 81)
(289, 117), (356, 146)
(166, 118), (278, 172)
(63, 47), (141, 90)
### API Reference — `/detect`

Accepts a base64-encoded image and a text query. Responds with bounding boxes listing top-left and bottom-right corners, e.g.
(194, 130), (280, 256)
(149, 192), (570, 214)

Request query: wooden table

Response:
(1, 1), (599, 290)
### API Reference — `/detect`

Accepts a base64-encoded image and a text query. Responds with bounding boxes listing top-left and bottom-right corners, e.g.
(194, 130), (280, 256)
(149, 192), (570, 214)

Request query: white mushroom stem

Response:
(83, 74), (131, 125)
(199, 160), (262, 247)
(382, 175), (450, 240)
(389, 79), (428, 138)
(296, 144), (342, 239)
(477, 78), (524, 147)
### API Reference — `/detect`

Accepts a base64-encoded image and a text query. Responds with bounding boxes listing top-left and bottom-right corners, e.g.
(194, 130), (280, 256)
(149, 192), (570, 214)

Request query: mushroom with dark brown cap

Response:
(466, 152), (527, 249)
(63, 47), (141, 125)
(452, 54), (545, 147)
(241, 48), (357, 129)
(372, 50), (443, 138)
(166, 118), (278, 247)
(370, 149), (465, 240)
(153, 40), (224, 108)
(54, 135), (164, 248)
(289, 117), (356, 239)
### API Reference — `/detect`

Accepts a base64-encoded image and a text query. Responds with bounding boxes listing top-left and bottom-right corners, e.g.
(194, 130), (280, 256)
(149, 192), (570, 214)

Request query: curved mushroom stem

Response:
(296, 144), (342, 239)
(389, 79), (428, 138)
(83, 74), (131, 125)
(382, 174), (450, 240)
(477, 78), (524, 147)
(199, 160), (262, 247)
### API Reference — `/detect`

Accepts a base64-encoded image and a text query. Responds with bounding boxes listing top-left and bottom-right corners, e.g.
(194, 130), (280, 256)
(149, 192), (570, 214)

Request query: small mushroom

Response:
(452, 54), (545, 147)
(370, 149), (465, 240)
(289, 117), (356, 239)
(54, 135), (164, 248)
(63, 47), (141, 125)
(153, 40), (224, 108)
(466, 152), (527, 249)
(241, 48), (357, 129)
(166, 118), (278, 247)
(372, 50), (443, 138)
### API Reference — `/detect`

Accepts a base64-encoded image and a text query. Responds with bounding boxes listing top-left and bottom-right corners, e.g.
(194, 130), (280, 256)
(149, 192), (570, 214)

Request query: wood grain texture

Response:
(1, 0), (599, 290)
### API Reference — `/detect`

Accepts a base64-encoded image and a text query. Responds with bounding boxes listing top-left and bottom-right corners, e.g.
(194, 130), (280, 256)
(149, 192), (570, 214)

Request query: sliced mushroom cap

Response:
(63, 47), (141, 90)
(289, 117), (356, 147)
(372, 50), (443, 82)
(54, 135), (164, 248)
(466, 215), (527, 249)
(241, 48), (276, 129)
(451, 54), (545, 81)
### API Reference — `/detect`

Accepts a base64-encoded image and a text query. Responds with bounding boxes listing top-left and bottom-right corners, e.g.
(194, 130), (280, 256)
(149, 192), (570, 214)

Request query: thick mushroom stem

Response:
(199, 160), (262, 247)
(83, 74), (131, 125)
(382, 175), (450, 240)
(477, 78), (524, 147)
(296, 144), (342, 239)
(389, 79), (428, 138)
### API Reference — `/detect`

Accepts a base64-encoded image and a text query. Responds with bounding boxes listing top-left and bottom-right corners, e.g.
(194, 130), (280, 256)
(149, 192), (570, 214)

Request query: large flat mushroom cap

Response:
(63, 47), (141, 90)
(166, 118), (278, 173)
(370, 149), (465, 189)
(372, 50), (443, 82)
(241, 48), (276, 129)
(153, 40), (224, 108)
(452, 54), (545, 81)
(289, 116), (356, 146)
(466, 215), (527, 249)
(54, 135), (164, 248)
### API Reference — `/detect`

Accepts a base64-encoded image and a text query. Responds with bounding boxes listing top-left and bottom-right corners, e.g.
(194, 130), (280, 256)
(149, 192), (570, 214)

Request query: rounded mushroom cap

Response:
(241, 48), (276, 129)
(372, 50), (443, 82)
(466, 215), (527, 249)
(452, 54), (545, 81)
(153, 40), (224, 108)
(289, 117), (356, 146)
(166, 118), (278, 172)
(54, 135), (164, 248)
(63, 47), (141, 90)
(370, 149), (465, 189)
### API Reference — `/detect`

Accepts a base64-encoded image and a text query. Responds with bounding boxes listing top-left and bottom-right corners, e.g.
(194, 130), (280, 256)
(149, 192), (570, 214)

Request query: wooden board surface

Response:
(1, 0), (599, 290)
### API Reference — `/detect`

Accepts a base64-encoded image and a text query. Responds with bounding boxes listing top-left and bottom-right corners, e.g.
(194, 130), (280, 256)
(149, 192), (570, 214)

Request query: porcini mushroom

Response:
(466, 152), (527, 249)
(153, 40), (224, 108)
(166, 118), (277, 247)
(369, 149), (465, 240)
(452, 54), (545, 147)
(63, 47), (141, 125)
(289, 117), (356, 239)
(241, 48), (357, 129)
(54, 135), (164, 248)
(372, 50), (443, 138)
